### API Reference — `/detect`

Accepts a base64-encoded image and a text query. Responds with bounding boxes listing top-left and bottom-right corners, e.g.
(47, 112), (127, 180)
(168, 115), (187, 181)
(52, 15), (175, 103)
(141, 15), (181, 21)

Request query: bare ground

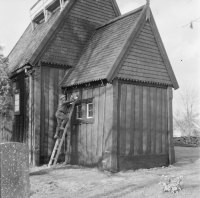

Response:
(30, 147), (200, 198)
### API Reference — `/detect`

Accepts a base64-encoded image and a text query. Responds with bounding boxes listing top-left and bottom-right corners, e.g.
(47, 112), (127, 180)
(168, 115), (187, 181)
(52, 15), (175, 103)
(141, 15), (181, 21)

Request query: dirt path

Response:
(30, 147), (200, 198)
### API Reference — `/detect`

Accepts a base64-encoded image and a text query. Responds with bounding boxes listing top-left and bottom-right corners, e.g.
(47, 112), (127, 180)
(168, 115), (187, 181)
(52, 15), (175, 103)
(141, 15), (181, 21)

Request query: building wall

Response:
(68, 83), (114, 168)
(39, 66), (67, 163)
(11, 73), (29, 144)
(118, 82), (169, 170)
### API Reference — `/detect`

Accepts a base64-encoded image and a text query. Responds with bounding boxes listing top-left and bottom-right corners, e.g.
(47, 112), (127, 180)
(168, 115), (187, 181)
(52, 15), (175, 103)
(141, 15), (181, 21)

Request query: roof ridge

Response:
(96, 5), (145, 30)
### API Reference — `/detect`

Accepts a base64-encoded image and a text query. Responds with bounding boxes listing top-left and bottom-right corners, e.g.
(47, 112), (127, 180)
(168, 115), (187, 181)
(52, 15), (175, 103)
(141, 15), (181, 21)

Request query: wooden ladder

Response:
(48, 102), (75, 167)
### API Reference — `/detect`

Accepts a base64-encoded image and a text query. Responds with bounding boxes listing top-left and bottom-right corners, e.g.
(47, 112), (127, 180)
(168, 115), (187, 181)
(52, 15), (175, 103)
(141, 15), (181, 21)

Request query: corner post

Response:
(167, 86), (175, 164)
(27, 70), (34, 164)
(111, 79), (119, 172)
(33, 66), (41, 166)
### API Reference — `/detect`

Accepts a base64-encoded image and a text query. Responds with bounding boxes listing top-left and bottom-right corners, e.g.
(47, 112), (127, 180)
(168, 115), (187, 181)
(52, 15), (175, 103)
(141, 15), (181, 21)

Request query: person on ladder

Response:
(54, 93), (78, 138)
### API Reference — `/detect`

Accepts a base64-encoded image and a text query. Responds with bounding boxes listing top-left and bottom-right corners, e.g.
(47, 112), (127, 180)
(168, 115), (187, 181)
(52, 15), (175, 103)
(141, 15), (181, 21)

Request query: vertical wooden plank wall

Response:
(40, 66), (67, 163)
(70, 83), (114, 169)
(103, 83), (113, 170)
(119, 83), (169, 170)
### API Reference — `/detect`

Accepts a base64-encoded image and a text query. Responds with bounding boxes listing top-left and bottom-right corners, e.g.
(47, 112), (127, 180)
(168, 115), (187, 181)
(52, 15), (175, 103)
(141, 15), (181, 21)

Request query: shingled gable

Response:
(60, 5), (179, 90)
(115, 9), (179, 89)
(7, 0), (120, 73)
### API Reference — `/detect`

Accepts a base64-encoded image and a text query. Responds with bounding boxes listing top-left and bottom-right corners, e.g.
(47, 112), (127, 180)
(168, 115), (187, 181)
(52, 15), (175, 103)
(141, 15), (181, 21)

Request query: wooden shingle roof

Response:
(7, 8), (61, 72)
(7, 0), (120, 73)
(60, 5), (179, 89)
(60, 6), (144, 87)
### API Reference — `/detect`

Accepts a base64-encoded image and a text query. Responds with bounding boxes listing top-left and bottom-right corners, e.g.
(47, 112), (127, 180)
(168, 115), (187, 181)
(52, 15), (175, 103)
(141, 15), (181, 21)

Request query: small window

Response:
(87, 103), (93, 118)
(76, 105), (82, 119)
(14, 90), (20, 114)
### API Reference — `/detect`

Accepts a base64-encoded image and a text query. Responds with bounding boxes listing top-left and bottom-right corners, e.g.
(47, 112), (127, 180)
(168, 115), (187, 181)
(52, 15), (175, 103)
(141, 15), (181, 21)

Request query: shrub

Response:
(159, 175), (183, 193)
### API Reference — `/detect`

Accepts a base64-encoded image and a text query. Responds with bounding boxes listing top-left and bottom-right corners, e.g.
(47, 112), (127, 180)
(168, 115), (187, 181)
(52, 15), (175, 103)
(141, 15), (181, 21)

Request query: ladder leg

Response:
(48, 139), (60, 167)
(48, 102), (76, 167)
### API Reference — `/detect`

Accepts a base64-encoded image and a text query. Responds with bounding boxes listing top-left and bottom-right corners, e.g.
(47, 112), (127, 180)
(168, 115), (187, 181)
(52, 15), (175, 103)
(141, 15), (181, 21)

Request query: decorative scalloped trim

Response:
(41, 60), (72, 67)
(115, 77), (170, 86)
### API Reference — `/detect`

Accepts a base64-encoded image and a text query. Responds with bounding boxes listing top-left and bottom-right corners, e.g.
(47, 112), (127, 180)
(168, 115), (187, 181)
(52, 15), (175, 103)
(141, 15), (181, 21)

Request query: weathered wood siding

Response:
(117, 21), (172, 85)
(118, 82), (169, 170)
(70, 84), (114, 168)
(40, 66), (67, 163)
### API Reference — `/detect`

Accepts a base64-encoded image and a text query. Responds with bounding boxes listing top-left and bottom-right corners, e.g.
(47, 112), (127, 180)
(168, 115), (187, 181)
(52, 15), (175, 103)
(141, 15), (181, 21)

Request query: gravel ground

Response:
(30, 146), (200, 198)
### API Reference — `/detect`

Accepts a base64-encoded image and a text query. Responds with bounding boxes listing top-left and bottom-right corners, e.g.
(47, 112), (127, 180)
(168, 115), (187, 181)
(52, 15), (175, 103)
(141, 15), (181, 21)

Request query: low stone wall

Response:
(0, 142), (29, 198)
(173, 136), (200, 147)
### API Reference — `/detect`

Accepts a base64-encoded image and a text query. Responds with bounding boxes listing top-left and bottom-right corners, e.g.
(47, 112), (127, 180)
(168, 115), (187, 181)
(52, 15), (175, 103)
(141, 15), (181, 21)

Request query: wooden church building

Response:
(7, 0), (179, 172)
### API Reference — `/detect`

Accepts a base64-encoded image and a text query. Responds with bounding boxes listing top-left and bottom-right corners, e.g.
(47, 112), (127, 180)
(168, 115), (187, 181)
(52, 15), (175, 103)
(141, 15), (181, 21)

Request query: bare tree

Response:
(174, 87), (200, 136)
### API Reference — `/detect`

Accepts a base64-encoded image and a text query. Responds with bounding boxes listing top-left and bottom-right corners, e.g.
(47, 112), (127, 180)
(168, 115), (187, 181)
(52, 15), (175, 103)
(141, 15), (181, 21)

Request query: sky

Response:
(0, 0), (199, 109)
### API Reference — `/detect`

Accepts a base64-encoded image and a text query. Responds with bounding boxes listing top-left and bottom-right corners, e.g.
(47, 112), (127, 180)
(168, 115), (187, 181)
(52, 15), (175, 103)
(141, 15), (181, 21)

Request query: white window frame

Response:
(87, 103), (93, 119)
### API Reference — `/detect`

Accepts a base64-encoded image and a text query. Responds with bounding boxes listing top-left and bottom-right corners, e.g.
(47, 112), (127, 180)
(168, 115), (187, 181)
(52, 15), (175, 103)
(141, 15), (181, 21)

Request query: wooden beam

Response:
(27, 71), (34, 164)
(110, 79), (119, 172)
(167, 86), (175, 164)
(33, 66), (41, 166)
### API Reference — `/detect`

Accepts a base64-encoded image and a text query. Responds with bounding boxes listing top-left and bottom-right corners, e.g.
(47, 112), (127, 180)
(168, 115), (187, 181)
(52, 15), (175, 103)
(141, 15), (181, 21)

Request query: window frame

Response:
(86, 103), (93, 119)
(14, 89), (20, 115)
(74, 97), (94, 124)
(76, 104), (82, 120)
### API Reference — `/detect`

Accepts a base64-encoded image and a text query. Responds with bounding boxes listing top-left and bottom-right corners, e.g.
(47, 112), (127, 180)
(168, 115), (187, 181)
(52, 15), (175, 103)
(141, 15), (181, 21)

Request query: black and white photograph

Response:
(0, 0), (199, 197)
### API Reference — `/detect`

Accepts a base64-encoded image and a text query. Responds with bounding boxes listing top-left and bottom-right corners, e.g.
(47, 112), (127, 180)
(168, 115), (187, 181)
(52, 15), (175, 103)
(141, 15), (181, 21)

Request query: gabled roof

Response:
(7, 0), (120, 73)
(7, 0), (76, 73)
(60, 6), (144, 87)
(60, 5), (179, 89)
